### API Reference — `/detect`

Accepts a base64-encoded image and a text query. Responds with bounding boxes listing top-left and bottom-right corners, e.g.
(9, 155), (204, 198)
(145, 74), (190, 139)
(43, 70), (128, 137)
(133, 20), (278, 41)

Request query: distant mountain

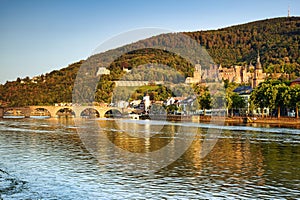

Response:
(0, 17), (299, 106)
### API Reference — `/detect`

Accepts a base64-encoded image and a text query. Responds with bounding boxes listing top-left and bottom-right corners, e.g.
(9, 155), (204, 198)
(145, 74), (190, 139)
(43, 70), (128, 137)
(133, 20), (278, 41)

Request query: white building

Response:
(143, 94), (151, 111)
(96, 67), (110, 76)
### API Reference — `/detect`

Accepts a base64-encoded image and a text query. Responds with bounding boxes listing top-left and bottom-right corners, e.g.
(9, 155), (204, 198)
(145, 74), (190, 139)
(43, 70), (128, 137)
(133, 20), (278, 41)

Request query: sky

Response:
(0, 0), (299, 84)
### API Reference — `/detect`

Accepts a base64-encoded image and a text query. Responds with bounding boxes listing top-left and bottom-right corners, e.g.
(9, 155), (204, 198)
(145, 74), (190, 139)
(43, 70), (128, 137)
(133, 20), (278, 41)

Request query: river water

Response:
(0, 118), (299, 199)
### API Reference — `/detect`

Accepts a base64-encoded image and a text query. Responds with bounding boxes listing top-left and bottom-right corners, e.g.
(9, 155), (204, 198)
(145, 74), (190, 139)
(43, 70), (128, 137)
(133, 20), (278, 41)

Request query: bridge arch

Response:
(56, 108), (76, 117)
(3, 108), (25, 117)
(80, 108), (100, 118)
(31, 108), (51, 117)
(104, 108), (122, 118)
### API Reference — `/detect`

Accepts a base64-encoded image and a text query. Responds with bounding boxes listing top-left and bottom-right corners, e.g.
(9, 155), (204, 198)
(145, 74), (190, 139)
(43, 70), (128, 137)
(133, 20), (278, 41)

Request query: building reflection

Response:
(95, 120), (178, 154)
(80, 119), (266, 183)
(160, 129), (265, 184)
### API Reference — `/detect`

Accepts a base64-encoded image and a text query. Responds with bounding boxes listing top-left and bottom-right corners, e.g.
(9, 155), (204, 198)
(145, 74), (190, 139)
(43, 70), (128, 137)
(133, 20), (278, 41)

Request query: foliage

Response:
(231, 93), (246, 109)
(193, 84), (212, 110)
(273, 84), (291, 118)
(0, 61), (82, 106)
(224, 83), (246, 116)
(250, 81), (276, 112)
(185, 17), (300, 77)
(288, 85), (300, 118)
(250, 79), (299, 117)
(0, 17), (299, 106)
(165, 104), (178, 114)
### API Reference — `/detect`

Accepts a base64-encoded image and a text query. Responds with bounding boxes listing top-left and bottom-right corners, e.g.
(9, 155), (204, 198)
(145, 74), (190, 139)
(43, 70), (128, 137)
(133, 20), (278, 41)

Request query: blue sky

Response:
(0, 0), (299, 83)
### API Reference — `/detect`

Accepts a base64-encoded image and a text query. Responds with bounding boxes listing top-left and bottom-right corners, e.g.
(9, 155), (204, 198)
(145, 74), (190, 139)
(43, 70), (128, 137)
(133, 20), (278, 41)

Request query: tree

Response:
(224, 82), (244, 116)
(198, 91), (212, 111)
(166, 104), (178, 114)
(231, 93), (246, 114)
(225, 90), (246, 117)
(250, 80), (294, 118)
(213, 91), (225, 109)
(193, 84), (212, 111)
(273, 84), (290, 118)
(250, 81), (276, 117)
(225, 90), (234, 116)
(288, 85), (300, 118)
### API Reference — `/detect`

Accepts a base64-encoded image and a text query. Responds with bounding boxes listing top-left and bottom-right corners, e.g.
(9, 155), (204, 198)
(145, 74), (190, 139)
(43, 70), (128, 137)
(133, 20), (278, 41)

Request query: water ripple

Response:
(0, 118), (299, 199)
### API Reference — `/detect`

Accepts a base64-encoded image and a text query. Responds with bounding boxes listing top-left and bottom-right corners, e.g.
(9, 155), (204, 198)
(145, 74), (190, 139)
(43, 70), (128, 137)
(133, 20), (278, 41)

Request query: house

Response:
(130, 100), (141, 108)
(96, 67), (110, 76)
(291, 77), (300, 86)
(164, 97), (186, 106)
(178, 96), (197, 114)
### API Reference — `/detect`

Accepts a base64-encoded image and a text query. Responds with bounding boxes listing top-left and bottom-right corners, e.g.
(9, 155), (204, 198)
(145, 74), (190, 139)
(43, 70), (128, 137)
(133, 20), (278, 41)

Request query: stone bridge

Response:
(0, 106), (126, 118)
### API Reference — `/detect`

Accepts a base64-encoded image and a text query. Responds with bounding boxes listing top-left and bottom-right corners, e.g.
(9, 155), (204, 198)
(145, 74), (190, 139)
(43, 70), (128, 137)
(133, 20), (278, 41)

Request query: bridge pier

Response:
(23, 107), (31, 118)
(0, 107), (3, 118)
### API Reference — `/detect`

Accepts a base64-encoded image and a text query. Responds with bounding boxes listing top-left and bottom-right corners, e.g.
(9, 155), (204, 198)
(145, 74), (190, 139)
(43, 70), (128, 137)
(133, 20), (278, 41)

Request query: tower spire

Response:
(288, 5), (290, 17)
(256, 50), (262, 70)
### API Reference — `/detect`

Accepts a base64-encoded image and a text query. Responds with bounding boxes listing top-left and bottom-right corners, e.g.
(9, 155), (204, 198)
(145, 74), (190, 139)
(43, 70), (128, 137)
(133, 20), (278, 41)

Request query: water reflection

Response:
(0, 118), (299, 199)
(99, 119), (175, 153)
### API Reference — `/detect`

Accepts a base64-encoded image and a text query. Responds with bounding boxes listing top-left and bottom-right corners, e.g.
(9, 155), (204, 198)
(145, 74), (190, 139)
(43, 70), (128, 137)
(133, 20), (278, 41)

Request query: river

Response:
(0, 118), (299, 199)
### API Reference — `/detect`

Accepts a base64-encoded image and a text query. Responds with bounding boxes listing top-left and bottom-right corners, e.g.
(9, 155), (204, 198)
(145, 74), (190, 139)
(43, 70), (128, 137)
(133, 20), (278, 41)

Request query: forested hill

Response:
(0, 17), (299, 106)
(185, 17), (300, 72)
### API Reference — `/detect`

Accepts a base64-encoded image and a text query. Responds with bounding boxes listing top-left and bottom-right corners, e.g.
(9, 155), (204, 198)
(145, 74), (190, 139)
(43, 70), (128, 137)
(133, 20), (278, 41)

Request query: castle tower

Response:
(194, 64), (202, 82)
(253, 51), (264, 88)
(255, 51), (262, 70)
(185, 64), (202, 84)
(234, 65), (242, 83)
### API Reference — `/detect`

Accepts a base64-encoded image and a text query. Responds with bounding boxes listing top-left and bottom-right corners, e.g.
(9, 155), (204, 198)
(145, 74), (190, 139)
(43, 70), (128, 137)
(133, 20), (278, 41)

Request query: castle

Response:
(186, 52), (266, 88)
(185, 63), (202, 84)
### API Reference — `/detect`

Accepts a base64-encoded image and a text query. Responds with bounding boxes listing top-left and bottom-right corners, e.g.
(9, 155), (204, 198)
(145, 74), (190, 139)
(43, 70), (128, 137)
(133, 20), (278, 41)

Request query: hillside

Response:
(0, 17), (299, 106)
(185, 17), (300, 73)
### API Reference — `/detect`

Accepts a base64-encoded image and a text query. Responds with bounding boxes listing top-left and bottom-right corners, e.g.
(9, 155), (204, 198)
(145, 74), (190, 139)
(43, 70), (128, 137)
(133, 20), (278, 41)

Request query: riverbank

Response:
(140, 114), (300, 128)
(199, 116), (300, 126)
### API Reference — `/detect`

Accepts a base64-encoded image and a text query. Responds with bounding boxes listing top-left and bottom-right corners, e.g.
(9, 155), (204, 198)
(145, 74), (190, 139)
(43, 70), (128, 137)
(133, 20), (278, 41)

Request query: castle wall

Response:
(186, 56), (266, 87)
